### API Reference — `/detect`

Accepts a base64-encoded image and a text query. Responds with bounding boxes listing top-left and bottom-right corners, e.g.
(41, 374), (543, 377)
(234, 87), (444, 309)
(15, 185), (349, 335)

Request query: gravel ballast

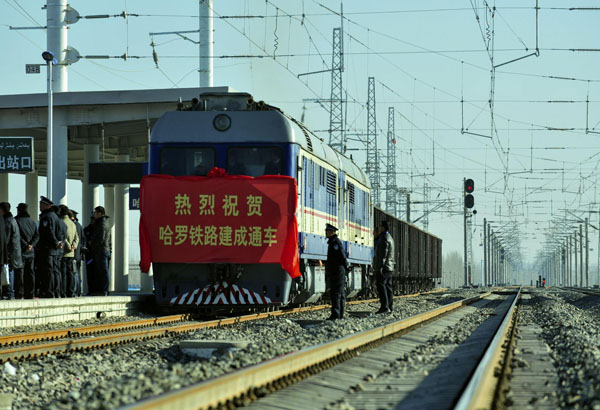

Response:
(512, 290), (600, 409)
(0, 289), (484, 409)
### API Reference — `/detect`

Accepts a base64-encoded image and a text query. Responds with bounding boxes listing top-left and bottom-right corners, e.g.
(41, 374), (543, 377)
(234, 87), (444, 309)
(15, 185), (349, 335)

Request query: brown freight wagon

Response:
(373, 207), (442, 293)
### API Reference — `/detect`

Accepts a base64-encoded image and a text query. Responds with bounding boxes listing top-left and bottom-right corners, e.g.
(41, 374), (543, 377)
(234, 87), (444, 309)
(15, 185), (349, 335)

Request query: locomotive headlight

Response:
(213, 114), (231, 132)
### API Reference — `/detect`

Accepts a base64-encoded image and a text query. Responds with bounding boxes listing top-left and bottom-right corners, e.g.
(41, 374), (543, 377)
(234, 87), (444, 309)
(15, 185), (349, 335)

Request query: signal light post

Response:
(463, 178), (475, 286)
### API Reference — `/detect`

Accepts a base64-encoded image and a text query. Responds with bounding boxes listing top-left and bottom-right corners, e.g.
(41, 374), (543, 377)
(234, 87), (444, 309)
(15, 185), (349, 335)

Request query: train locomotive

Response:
(144, 92), (441, 309)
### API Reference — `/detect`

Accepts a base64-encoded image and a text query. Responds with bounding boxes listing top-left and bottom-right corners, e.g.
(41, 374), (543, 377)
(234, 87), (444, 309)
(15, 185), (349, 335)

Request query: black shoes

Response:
(376, 308), (392, 314)
(326, 315), (342, 321)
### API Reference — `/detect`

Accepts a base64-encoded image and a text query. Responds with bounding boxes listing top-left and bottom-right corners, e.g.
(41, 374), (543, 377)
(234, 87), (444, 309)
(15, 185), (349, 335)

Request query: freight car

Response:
(141, 91), (441, 309)
(373, 207), (441, 294)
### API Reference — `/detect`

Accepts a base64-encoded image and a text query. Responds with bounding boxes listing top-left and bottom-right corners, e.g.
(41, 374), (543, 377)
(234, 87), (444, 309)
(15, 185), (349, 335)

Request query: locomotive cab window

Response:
(227, 147), (283, 177)
(160, 147), (215, 176)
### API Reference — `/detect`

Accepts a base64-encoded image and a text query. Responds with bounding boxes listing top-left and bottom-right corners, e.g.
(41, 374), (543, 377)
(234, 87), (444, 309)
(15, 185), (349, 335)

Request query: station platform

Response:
(0, 293), (155, 328)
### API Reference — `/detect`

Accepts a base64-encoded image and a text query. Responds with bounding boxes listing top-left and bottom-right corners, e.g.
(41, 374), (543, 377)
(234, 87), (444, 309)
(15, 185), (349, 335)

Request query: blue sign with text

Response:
(129, 187), (140, 210)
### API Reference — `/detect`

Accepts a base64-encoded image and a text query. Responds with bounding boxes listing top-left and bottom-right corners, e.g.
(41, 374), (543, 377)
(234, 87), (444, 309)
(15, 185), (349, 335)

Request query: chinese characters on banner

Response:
(0, 137), (34, 173)
(139, 174), (300, 278)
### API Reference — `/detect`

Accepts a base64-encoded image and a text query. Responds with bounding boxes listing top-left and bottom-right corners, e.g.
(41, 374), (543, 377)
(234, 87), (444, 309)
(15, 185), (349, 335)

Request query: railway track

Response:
(122, 289), (520, 409)
(122, 290), (525, 410)
(560, 286), (600, 297)
(0, 290), (446, 363)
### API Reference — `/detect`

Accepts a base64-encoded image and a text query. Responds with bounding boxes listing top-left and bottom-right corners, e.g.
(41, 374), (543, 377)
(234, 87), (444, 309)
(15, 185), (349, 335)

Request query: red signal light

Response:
(465, 178), (474, 193)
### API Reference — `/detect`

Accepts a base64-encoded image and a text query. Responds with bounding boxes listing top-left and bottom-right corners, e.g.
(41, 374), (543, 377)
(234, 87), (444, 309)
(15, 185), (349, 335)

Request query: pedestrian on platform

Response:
(70, 210), (84, 296)
(15, 203), (39, 299)
(59, 205), (79, 298)
(0, 202), (22, 299)
(89, 206), (111, 296)
(373, 220), (395, 314)
(38, 196), (63, 298)
(0, 207), (6, 284)
(52, 205), (67, 296)
(83, 213), (96, 294)
(325, 223), (348, 320)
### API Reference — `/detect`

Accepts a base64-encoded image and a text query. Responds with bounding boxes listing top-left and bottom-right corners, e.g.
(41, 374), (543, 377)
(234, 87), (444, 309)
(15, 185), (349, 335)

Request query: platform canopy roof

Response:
(0, 87), (232, 180)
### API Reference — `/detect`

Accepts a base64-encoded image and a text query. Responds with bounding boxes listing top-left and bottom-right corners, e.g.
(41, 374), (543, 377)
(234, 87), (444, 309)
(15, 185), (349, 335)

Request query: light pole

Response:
(42, 51), (56, 201)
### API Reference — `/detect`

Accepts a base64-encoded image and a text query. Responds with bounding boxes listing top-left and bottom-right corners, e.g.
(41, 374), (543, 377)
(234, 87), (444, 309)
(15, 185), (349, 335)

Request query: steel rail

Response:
(454, 287), (522, 410)
(0, 305), (332, 362)
(122, 292), (491, 410)
(0, 314), (190, 347)
(560, 286), (600, 297)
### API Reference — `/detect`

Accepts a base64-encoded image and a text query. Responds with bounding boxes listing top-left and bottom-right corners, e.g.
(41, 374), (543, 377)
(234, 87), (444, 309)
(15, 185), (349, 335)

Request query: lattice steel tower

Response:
(423, 182), (430, 231)
(366, 77), (381, 207)
(328, 28), (344, 153)
(386, 107), (398, 216)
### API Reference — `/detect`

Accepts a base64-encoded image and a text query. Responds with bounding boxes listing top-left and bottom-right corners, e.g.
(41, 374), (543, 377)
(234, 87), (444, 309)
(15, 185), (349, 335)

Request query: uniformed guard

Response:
(37, 196), (63, 298)
(373, 220), (395, 314)
(325, 223), (348, 320)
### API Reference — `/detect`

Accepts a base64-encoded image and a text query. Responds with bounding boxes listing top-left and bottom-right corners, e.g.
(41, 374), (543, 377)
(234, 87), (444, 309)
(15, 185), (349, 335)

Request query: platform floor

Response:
(0, 293), (155, 328)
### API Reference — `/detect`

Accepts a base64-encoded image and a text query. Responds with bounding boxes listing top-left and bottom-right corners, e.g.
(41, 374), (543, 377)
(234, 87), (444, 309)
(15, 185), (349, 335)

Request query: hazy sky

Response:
(2, 1), (600, 284)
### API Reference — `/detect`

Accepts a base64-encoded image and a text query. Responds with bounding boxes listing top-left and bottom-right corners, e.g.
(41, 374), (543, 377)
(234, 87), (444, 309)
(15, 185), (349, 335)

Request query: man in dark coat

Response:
(70, 210), (84, 296)
(1, 202), (23, 299)
(373, 220), (395, 314)
(83, 214), (96, 295)
(38, 196), (63, 298)
(89, 206), (111, 296)
(0, 210), (6, 268)
(15, 203), (39, 299)
(325, 223), (348, 320)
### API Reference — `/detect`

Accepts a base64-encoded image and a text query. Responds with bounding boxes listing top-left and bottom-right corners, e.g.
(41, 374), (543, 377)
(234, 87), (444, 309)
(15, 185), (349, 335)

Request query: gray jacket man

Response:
(373, 221), (395, 313)
(60, 205), (79, 297)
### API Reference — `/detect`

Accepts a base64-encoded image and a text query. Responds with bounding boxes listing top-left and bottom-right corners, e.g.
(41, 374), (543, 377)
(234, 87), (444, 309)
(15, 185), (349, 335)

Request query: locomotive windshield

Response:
(159, 147), (215, 176)
(227, 147), (283, 177)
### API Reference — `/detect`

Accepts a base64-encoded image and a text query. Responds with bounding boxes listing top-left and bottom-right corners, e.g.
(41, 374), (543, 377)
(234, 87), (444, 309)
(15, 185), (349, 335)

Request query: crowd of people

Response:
(0, 196), (112, 299)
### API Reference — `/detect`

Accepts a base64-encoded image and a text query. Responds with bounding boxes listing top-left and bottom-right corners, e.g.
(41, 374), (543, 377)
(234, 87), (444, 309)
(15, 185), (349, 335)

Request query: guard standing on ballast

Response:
(373, 220), (395, 314)
(325, 223), (348, 320)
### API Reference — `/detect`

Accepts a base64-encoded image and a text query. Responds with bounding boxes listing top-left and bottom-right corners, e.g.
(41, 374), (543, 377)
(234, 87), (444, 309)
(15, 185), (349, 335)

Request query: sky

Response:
(2, 1), (600, 285)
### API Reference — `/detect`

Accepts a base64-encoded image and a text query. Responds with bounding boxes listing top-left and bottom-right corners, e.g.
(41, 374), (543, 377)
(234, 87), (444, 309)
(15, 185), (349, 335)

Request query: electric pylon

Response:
(328, 28), (344, 153)
(386, 107), (398, 216)
(366, 77), (381, 207)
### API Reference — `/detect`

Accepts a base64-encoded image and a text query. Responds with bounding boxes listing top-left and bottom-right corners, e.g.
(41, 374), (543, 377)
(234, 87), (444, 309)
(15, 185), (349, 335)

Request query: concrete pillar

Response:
(199, 0), (214, 87)
(104, 185), (115, 292)
(580, 224), (584, 287)
(81, 144), (99, 295)
(25, 171), (39, 219)
(0, 174), (8, 201)
(82, 144), (99, 221)
(52, 120), (68, 205)
(47, 0), (68, 92)
(483, 218), (487, 286)
(114, 154), (130, 292)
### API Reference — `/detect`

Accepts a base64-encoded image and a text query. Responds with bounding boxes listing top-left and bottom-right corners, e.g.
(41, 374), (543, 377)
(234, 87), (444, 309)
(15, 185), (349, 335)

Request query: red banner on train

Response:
(138, 174), (300, 279)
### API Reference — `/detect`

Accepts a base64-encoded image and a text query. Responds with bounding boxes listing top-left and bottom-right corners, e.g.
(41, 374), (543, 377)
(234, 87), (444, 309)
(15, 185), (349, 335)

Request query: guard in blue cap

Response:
(325, 222), (348, 320)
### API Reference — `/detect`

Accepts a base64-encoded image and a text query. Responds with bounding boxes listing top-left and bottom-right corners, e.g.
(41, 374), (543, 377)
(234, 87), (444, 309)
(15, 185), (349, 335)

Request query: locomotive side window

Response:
(159, 147), (215, 176)
(227, 147), (283, 177)
(326, 170), (337, 217)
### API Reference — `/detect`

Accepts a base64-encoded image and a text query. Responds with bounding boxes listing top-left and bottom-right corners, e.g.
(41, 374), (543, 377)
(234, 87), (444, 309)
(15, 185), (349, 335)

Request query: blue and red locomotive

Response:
(144, 92), (441, 309)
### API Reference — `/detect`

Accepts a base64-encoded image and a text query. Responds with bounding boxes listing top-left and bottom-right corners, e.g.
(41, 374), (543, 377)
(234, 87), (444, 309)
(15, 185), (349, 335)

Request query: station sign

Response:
(0, 137), (34, 173)
(25, 64), (41, 74)
(129, 187), (140, 210)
